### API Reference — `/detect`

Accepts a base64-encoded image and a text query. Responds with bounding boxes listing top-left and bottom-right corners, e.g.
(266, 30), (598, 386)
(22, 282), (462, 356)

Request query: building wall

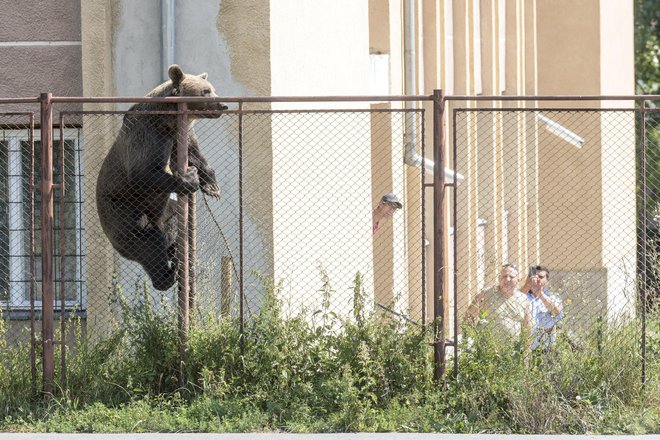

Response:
(598, 0), (636, 321)
(0, 0), (636, 334)
(269, 0), (375, 318)
(79, 0), (120, 337)
(409, 0), (636, 333)
(537, 0), (636, 329)
(78, 0), (376, 323)
(79, 0), (274, 328)
(0, 0), (82, 103)
(0, 1), (85, 331)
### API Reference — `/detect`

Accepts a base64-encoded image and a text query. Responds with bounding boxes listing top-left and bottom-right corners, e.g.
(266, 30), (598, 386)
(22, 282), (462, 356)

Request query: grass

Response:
(0, 281), (658, 434)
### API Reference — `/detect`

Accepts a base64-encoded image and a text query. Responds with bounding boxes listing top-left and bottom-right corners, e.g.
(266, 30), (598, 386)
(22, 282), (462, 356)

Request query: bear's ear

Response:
(168, 64), (184, 87)
(198, 72), (208, 80)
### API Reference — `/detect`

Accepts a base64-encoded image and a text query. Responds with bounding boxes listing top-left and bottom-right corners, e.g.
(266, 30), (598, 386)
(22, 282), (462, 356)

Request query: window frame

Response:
(0, 127), (86, 312)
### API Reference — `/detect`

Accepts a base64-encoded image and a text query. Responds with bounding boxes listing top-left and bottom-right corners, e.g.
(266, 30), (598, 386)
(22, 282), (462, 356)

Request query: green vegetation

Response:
(635, 0), (660, 95)
(635, 0), (660, 218)
(0, 281), (658, 434)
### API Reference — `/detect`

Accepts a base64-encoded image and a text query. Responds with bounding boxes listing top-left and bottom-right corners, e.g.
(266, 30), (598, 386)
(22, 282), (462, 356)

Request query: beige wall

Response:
(6, 0), (633, 334)
(79, 0), (122, 337)
(598, 0), (636, 321)
(269, 0), (374, 318)
(536, 0), (636, 328)
(219, 0), (271, 97)
(408, 0), (636, 334)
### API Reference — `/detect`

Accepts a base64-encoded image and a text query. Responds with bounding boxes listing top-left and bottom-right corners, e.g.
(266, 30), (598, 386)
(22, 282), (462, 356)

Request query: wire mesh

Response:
(451, 107), (656, 373)
(1, 96), (657, 392)
(0, 113), (36, 346)
(52, 104), (428, 346)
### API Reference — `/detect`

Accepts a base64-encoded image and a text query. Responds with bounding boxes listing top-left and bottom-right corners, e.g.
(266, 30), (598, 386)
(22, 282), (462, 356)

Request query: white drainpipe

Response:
(161, 0), (176, 82)
(402, 0), (464, 182)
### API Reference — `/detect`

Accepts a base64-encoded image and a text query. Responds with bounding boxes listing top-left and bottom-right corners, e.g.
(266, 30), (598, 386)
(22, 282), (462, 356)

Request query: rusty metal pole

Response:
(421, 111), (427, 328)
(39, 93), (55, 396)
(432, 89), (446, 383)
(452, 108), (459, 379)
(238, 102), (245, 347)
(220, 256), (233, 316)
(188, 193), (196, 318)
(640, 104), (647, 387)
(176, 102), (190, 388)
(28, 114), (36, 396)
(58, 122), (67, 391)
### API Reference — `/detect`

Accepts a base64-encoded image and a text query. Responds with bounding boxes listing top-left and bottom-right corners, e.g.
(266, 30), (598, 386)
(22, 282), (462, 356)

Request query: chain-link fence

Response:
(1, 95), (431, 392)
(448, 102), (659, 380)
(65, 103), (427, 324)
(0, 94), (657, 394)
(0, 112), (37, 389)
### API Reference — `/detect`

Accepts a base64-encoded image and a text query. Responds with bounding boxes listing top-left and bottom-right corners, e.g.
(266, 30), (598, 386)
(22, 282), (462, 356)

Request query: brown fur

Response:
(96, 65), (227, 290)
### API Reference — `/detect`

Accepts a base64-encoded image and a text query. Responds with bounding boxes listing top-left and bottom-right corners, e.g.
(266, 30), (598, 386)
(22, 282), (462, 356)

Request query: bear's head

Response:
(149, 64), (228, 116)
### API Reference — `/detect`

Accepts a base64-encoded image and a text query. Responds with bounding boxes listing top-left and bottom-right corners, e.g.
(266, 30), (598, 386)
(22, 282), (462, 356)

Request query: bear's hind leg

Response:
(126, 226), (177, 291)
(144, 229), (177, 291)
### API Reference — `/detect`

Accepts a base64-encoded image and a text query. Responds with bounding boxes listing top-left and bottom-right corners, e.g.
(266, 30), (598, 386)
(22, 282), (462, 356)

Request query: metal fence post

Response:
(28, 114), (37, 396)
(176, 101), (190, 388)
(639, 103), (648, 387)
(238, 102), (245, 347)
(58, 121), (67, 392)
(189, 192), (197, 317)
(433, 89), (446, 382)
(39, 92), (55, 396)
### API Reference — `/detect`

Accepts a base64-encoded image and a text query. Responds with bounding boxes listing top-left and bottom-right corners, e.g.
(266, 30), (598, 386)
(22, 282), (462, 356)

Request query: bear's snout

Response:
(203, 101), (228, 117)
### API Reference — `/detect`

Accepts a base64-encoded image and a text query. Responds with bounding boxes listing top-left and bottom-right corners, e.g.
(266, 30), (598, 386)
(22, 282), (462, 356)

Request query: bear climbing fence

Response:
(0, 93), (658, 396)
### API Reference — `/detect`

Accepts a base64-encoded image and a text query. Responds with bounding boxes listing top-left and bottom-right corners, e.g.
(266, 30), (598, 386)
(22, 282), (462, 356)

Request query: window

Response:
(0, 128), (85, 312)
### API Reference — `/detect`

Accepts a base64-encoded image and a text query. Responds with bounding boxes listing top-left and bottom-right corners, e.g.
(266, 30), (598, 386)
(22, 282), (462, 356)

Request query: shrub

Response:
(0, 278), (657, 433)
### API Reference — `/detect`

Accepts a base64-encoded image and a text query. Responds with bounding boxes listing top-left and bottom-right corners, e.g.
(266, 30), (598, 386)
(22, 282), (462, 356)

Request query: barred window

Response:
(0, 128), (85, 313)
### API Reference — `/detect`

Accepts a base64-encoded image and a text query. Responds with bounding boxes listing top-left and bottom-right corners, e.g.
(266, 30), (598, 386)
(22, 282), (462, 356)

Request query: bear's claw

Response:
(202, 183), (221, 198)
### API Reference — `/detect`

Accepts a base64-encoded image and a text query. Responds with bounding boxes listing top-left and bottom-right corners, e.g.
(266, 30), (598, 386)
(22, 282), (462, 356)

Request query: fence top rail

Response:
(0, 97), (40, 104)
(2, 93), (659, 105)
(444, 94), (660, 102)
(452, 107), (642, 112)
(48, 95), (434, 104)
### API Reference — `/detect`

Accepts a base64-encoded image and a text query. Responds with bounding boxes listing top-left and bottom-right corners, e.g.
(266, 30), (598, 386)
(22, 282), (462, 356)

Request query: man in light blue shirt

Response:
(524, 265), (564, 350)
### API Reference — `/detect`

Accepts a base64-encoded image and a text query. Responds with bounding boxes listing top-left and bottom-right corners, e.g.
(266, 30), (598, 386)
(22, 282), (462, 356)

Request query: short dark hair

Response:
(532, 265), (550, 278)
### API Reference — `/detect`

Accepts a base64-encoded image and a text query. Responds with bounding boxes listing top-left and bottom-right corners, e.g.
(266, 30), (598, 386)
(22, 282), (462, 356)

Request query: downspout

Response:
(161, 0), (176, 82)
(163, 0), (177, 207)
(403, 0), (419, 166)
(403, 0), (464, 181)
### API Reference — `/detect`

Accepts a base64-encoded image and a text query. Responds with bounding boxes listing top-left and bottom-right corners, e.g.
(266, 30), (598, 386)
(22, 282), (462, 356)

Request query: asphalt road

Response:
(0, 434), (658, 440)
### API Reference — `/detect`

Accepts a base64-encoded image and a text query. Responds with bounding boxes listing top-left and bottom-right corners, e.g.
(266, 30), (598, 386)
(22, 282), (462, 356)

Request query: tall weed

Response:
(0, 277), (657, 433)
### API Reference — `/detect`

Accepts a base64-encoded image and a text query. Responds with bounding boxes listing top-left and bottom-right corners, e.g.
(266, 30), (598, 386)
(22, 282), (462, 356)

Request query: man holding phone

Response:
(523, 265), (564, 350)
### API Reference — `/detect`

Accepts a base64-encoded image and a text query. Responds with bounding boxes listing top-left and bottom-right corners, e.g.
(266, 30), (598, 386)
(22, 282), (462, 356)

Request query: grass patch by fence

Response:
(0, 284), (658, 434)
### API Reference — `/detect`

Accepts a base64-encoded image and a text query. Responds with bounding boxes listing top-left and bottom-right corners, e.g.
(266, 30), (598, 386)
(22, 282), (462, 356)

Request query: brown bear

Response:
(96, 64), (227, 291)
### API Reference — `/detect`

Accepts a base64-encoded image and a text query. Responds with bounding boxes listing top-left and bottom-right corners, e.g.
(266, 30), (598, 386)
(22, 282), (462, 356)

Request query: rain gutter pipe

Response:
(162, 0), (175, 82)
(403, 0), (464, 181)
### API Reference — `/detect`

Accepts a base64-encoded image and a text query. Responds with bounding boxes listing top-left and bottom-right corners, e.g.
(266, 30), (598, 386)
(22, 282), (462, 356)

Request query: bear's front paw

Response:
(177, 166), (200, 195)
(201, 182), (221, 198)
